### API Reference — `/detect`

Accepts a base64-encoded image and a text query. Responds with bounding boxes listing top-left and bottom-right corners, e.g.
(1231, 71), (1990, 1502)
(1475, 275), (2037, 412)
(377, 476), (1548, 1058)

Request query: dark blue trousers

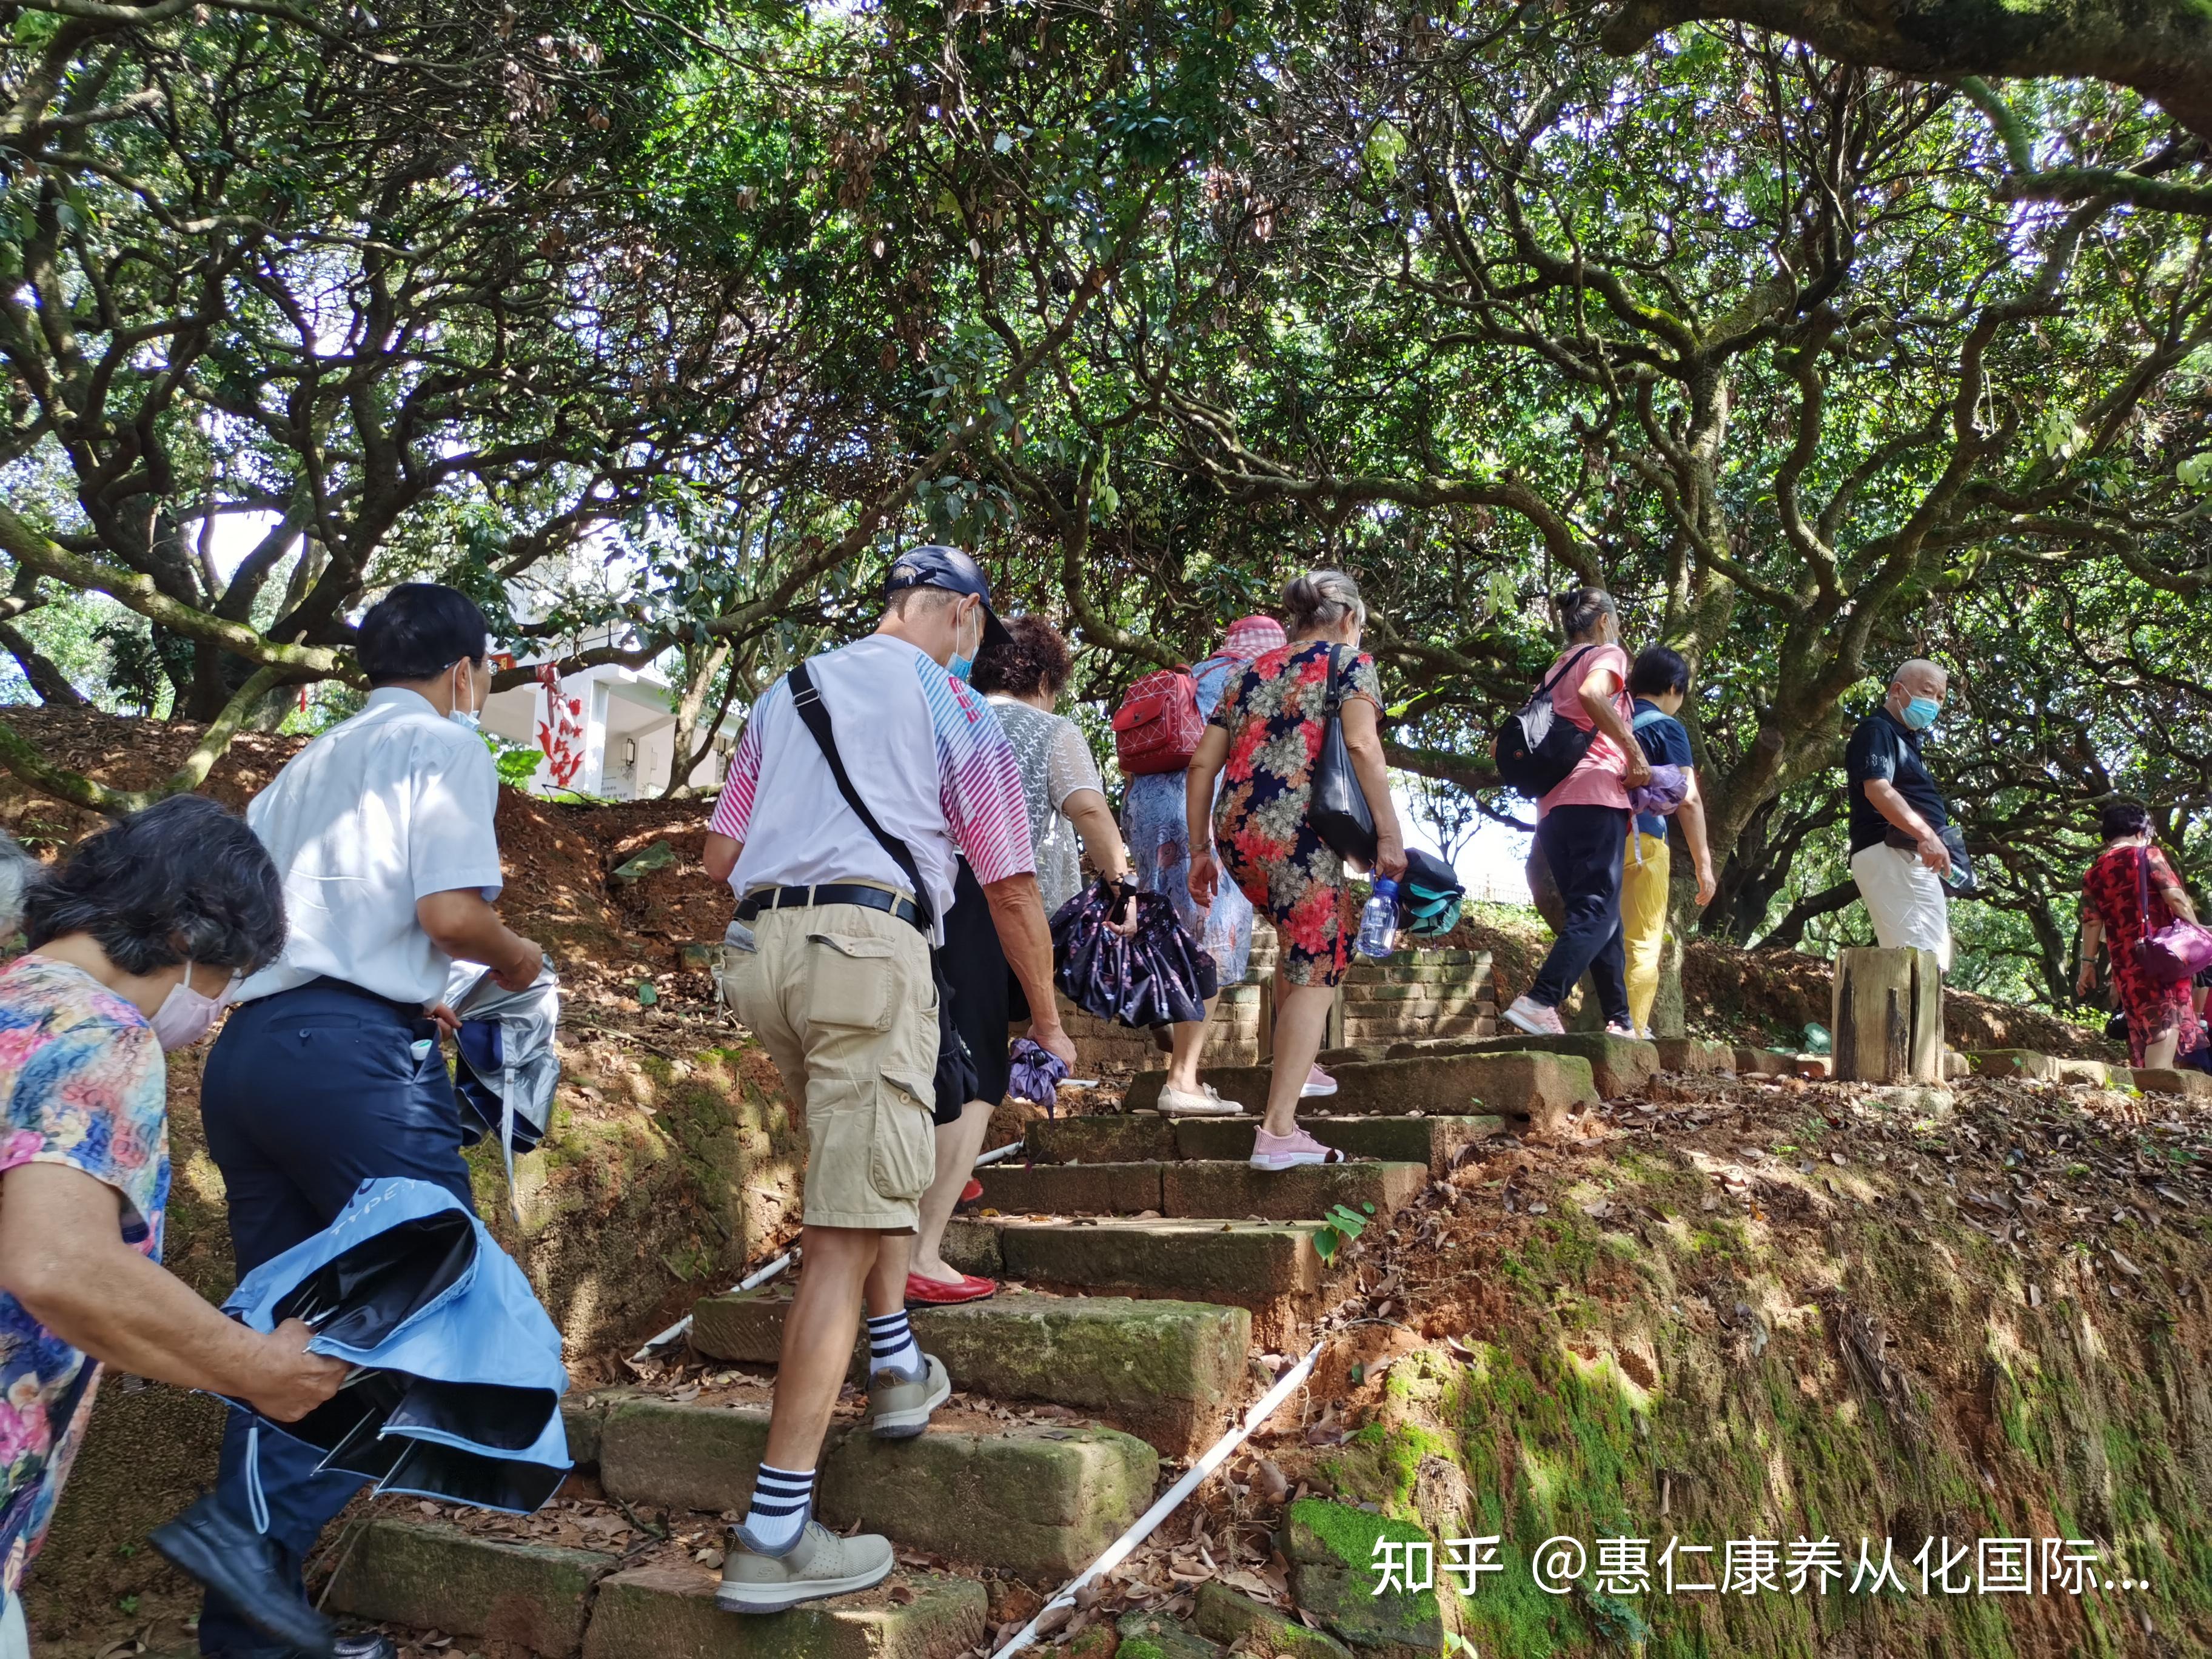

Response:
(1529, 805), (1633, 1027)
(196, 979), (474, 1658)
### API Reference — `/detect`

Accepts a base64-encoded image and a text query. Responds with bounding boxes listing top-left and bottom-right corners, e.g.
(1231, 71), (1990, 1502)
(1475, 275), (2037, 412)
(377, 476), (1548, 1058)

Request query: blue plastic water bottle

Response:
(1357, 879), (1400, 959)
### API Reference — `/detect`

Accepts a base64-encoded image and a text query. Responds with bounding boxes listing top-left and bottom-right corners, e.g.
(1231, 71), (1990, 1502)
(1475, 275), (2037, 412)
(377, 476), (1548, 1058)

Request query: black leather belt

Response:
(737, 883), (923, 931)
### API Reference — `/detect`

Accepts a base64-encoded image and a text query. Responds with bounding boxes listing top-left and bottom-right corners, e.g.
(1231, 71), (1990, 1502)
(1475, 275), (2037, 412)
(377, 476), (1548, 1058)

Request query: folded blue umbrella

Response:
(223, 1177), (571, 1514)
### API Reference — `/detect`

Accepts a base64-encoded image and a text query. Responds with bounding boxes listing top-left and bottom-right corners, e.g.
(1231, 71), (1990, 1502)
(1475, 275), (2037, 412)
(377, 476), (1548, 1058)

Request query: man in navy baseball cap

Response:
(882, 545), (1013, 651)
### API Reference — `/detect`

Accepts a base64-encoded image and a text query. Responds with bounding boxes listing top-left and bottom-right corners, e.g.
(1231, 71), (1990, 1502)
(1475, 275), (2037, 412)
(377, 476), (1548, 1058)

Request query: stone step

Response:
(588, 1561), (986, 1659)
(1732, 1045), (1798, 1076)
(1383, 1031), (1658, 1099)
(1653, 1037), (1738, 1074)
(596, 1396), (1157, 1578)
(1023, 1113), (1506, 1175)
(2135, 1067), (2212, 1099)
(942, 1215), (1330, 1346)
(687, 1289), (1250, 1458)
(976, 1158), (1426, 1221)
(1122, 1051), (1592, 1128)
(327, 1519), (613, 1656)
(1971, 1049), (2113, 1085)
(326, 1519), (985, 1659)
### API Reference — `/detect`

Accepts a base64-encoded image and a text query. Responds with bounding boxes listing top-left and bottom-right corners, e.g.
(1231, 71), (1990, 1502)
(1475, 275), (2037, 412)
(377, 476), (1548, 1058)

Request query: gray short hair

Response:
(1282, 569), (1367, 634)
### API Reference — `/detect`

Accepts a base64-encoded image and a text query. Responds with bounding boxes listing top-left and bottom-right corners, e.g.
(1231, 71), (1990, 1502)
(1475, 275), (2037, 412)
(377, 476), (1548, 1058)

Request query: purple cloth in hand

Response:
(1007, 1037), (1070, 1108)
(1627, 764), (1688, 819)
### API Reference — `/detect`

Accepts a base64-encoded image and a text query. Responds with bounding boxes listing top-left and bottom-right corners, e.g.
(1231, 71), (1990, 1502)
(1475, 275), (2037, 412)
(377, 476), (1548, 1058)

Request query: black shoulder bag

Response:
(786, 660), (979, 1117)
(1309, 645), (1379, 865)
(1492, 643), (1600, 800)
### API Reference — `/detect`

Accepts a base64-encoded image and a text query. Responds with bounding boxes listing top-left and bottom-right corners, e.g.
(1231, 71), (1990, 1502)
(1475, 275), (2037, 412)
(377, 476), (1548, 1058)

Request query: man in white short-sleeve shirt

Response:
(194, 584), (543, 1659)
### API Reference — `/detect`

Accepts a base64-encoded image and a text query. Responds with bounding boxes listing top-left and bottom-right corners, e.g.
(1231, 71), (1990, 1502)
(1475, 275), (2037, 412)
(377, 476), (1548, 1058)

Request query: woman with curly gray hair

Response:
(0, 796), (344, 1647)
(1185, 571), (1406, 1168)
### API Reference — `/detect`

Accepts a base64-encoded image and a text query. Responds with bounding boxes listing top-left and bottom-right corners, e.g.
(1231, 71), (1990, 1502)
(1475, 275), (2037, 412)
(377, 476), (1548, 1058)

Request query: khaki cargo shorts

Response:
(723, 902), (940, 1231)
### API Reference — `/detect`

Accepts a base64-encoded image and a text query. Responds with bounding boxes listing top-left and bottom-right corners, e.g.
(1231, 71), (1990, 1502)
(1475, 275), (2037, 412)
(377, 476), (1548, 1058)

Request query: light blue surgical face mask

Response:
(449, 661), (483, 732)
(947, 605), (979, 683)
(1900, 695), (1940, 732)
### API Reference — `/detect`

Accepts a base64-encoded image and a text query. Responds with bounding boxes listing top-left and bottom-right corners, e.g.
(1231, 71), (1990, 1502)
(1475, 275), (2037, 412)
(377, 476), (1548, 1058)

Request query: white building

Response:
(478, 631), (739, 801)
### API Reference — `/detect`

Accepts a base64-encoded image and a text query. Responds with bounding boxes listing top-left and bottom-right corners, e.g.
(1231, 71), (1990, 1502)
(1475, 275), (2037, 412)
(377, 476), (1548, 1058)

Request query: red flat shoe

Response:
(958, 1177), (984, 1205)
(906, 1271), (997, 1305)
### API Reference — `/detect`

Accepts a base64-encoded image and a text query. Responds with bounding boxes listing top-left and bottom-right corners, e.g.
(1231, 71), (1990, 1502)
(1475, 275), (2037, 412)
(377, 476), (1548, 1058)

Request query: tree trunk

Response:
(0, 622), (87, 706)
(1832, 947), (1943, 1084)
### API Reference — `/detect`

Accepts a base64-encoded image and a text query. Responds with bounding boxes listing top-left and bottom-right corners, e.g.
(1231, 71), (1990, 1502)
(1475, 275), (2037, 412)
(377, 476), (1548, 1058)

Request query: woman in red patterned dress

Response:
(2077, 800), (2205, 1070)
(1186, 571), (1406, 1169)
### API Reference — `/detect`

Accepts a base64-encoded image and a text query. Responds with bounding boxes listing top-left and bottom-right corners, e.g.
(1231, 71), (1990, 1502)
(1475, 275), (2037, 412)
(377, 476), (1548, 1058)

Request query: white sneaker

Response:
(1157, 1082), (1242, 1117)
(1503, 996), (1564, 1037)
(1300, 1065), (1337, 1098)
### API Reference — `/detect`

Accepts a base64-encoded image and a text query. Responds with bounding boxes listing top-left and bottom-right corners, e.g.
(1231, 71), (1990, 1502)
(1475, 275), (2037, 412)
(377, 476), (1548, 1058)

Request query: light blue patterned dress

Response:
(1119, 654), (1258, 984)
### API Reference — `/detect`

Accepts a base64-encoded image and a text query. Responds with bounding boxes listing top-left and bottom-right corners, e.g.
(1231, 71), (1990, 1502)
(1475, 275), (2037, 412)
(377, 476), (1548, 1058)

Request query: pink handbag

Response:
(2133, 846), (2212, 985)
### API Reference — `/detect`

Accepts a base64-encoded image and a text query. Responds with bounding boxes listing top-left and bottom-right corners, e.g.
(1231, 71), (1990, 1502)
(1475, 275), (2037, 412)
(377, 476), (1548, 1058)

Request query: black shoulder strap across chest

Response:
(786, 659), (936, 931)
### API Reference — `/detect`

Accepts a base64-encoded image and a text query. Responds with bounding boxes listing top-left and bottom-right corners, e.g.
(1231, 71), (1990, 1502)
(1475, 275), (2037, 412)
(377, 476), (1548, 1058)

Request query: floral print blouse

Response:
(0, 955), (169, 1595)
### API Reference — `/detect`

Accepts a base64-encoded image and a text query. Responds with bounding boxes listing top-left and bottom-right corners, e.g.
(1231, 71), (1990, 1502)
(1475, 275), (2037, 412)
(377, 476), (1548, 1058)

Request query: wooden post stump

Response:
(1832, 947), (1943, 1083)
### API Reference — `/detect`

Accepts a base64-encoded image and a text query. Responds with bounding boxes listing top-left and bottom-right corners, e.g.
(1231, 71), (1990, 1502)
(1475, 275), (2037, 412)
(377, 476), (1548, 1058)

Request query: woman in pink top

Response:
(1503, 588), (1652, 1038)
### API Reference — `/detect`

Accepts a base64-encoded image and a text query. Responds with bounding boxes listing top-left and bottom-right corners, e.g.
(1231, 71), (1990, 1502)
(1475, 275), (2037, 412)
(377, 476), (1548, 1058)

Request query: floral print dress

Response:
(1209, 640), (1384, 987)
(2083, 841), (2207, 1066)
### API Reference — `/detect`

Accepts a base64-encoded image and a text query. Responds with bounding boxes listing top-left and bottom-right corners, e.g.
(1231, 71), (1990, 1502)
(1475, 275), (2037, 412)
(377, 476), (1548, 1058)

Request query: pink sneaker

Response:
(1301, 1065), (1337, 1098)
(1504, 996), (1564, 1037)
(1250, 1127), (1348, 1171)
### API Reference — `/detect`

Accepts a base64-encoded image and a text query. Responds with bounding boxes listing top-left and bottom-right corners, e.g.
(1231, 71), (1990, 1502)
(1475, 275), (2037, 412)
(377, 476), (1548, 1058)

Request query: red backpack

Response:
(1112, 666), (1205, 776)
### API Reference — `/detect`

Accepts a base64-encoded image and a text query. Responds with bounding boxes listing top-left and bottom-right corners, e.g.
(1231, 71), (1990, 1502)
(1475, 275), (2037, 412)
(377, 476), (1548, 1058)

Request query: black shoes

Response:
(150, 1494), (336, 1659)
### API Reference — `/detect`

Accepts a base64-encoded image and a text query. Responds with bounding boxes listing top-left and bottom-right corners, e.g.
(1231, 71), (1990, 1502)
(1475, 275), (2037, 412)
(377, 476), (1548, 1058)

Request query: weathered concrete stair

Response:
(941, 1215), (1332, 1345)
(1024, 1111), (1506, 1175)
(594, 1395), (1156, 1578)
(1121, 1050), (1594, 1127)
(328, 1519), (987, 1659)
(1382, 1031), (1660, 1099)
(686, 1287), (1250, 1457)
(330, 1041), (1531, 1654)
(976, 1157), (1426, 1221)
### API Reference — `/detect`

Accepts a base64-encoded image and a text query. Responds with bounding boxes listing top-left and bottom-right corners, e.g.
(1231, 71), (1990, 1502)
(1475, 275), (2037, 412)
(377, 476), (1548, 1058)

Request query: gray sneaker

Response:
(868, 1351), (950, 1439)
(717, 1520), (894, 1614)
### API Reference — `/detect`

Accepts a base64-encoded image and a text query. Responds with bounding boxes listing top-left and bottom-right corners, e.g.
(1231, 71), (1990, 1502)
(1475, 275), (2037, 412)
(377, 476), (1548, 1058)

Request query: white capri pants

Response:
(1850, 842), (1952, 971)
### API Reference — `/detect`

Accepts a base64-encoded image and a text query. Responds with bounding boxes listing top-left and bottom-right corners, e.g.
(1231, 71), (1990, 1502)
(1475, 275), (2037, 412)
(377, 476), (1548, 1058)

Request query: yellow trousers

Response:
(1621, 831), (1671, 1031)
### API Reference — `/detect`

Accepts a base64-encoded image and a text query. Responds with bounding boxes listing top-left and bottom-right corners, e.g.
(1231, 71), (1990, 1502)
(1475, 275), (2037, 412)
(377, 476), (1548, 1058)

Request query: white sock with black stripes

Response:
(866, 1309), (924, 1382)
(734, 1463), (814, 1556)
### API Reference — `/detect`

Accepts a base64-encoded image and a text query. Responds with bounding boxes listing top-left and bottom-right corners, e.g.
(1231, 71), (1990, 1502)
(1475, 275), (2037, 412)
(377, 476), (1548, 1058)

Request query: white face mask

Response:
(150, 961), (226, 1051)
(449, 660), (482, 733)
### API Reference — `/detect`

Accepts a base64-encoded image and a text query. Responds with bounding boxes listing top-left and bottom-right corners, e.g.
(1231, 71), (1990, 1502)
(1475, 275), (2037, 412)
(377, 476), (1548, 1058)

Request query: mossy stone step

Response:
(1194, 1581), (1355, 1659)
(942, 1216), (1330, 1346)
(326, 1520), (613, 1657)
(1024, 1113), (1505, 1175)
(1384, 1032), (1658, 1099)
(687, 1289), (1250, 1458)
(326, 1520), (984, 1659)
(1122, 1053), (1592, 1127)
(1652, 1037), (1738, 1074)
(585, 1561), (985, 1659)
(1281, 1499), (1444, 1658)
(976, 1159), (1425, 1221)
(597, 1396), (1156, 1578)
(1969, 1048), (2112, 1085)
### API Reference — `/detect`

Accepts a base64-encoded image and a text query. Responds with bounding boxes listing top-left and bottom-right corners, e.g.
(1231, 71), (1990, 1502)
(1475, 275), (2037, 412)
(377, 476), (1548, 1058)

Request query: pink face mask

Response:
(149, 961), (227, 1051)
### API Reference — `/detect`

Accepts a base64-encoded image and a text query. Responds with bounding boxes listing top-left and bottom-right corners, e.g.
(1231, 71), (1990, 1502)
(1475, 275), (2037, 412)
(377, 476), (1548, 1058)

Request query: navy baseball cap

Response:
(883, 545), (1013, 649)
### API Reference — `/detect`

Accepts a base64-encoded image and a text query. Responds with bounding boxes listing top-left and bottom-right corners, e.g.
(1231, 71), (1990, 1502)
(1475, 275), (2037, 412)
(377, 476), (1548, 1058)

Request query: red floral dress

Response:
(2082, 841), (2205, 1065)
(1208, 640), (1384, 987)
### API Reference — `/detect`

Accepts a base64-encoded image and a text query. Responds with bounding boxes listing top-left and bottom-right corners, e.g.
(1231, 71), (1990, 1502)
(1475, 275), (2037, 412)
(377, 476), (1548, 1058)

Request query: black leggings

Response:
(1529, 805), (1631, 1026)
